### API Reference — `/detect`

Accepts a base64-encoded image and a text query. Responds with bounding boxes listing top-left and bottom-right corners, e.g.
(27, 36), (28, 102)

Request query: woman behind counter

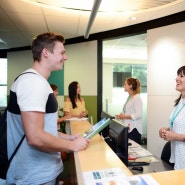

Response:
(115, 77), (143, 144)
(159, 65), (185, 170)
(64, 81), (88, 118)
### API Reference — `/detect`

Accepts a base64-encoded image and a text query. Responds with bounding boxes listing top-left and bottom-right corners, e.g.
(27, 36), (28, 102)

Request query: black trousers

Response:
(128, 128), (141, 145)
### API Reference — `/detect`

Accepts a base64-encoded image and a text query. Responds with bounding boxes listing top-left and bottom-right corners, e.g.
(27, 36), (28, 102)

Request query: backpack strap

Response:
(8, 72), (36, 163)
(14, 71), (36, 81)
(8, 135), (25, 163)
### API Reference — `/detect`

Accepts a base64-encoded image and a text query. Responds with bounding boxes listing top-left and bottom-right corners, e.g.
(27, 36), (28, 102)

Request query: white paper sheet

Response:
(65, 117), (88, 121)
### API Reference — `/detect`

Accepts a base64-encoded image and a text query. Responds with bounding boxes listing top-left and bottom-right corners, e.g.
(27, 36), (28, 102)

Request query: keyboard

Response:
(128, 161), (150, 166)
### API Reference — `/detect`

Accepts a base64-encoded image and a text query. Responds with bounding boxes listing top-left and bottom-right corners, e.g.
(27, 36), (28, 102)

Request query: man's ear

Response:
(42, 48), (49, 58)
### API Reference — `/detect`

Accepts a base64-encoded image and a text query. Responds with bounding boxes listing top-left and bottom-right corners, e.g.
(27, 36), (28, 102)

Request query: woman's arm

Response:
(161, 129), (185, 141)
(58, 115), (72, 123)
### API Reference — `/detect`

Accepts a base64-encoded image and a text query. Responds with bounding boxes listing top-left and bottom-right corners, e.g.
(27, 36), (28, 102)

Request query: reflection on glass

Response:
(0, 59), (7, 84)
(0, 58), (7, 107)
(0, 86), (7, 107)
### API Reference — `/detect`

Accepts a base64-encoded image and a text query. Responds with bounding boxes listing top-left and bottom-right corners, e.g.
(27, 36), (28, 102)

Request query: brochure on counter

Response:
(83, 168), (131, 185)
(83, 168), (160, 185)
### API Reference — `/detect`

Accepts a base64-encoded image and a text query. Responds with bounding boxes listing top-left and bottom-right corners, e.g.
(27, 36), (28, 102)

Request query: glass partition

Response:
(0, 58), (7, 108)
(102, 34), (147, 137)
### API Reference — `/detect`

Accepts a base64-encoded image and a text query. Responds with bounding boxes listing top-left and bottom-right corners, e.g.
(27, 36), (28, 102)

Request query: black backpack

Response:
(0, 109), (25, 179)
(0, 72), (35, 179)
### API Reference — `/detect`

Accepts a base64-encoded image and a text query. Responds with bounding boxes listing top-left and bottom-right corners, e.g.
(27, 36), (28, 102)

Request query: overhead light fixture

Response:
(130, 16), (136, 20)
(21, 0), (179, 12)
(84, 0), (102, 39)
(21, 0), (178, 39)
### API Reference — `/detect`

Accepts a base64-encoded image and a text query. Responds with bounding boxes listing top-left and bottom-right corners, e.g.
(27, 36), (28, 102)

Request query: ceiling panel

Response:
(46, 15), (81, 34)
(0, 0), (41, 13)
(0, 0), (184, 50)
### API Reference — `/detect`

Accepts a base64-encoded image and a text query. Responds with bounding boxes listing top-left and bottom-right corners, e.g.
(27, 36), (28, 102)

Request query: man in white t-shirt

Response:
(6, 32), (89, 185)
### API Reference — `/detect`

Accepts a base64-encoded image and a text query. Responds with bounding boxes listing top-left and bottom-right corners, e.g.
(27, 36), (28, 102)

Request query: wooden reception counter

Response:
(69, 119), (185, 185)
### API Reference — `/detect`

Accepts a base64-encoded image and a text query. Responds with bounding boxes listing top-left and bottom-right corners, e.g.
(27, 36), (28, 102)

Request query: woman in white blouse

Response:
(115, 77), (143, 144)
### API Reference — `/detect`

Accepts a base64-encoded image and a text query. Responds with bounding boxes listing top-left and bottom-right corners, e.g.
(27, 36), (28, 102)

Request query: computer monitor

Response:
(105, 119), (129, 166)
(100, 111), (114, 137)
(101, 111), (113, 119)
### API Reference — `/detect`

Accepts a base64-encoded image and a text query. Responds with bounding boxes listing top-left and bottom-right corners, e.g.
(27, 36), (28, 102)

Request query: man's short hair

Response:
(32, 32), (65, 61)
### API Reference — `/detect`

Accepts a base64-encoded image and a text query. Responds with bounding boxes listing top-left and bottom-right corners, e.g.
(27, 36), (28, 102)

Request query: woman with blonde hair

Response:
(115, 77), (143, 144)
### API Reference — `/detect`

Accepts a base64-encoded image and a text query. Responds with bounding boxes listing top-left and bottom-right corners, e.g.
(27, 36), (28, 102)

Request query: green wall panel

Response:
(83, 96), (97, 123)
(48, 70), (64, 95)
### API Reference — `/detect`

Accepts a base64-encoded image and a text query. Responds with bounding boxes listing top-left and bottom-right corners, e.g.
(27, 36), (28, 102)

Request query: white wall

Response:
(7, 50), (33, 92)
(147, 21), (185, 157)
(64, 41), (97, 96)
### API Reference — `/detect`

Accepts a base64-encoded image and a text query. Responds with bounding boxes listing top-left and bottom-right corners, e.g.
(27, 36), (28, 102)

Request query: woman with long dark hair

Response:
(64, 81), (88, 118)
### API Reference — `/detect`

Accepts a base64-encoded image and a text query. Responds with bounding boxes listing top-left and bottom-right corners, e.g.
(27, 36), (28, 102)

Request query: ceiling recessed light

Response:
(130, 16), (136, 20)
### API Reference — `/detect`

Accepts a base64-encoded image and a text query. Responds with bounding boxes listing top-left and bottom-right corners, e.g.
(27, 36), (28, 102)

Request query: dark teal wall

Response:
(48, 70), (64, 95)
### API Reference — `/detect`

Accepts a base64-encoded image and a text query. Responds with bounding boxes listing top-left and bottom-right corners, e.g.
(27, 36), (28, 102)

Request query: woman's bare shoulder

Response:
(65, 97), (71, 102)
(80, 97), (85, 101)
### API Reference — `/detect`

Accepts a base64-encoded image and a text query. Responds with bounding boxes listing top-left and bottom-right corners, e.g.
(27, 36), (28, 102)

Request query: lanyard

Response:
(123, 96), (130, 113)
(170, 101), (185, 128)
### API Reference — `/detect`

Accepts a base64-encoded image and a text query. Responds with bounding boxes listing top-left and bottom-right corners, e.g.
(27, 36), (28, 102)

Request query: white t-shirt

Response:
(6, 69), (63, 185)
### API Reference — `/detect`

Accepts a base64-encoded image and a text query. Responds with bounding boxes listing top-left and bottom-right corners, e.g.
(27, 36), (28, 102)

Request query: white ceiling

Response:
(0, 0), (185, 50)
